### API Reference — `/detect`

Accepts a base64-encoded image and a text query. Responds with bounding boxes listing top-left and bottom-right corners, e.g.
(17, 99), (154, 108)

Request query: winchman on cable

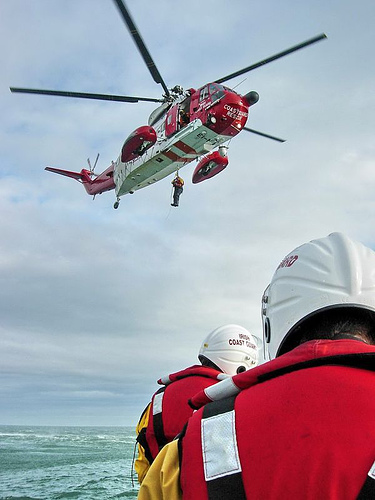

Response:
(171, 172), (184, 207)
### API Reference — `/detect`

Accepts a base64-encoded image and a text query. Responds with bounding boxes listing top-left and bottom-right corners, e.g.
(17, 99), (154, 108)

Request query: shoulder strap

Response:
(177, 423), (188, 471)
(357, 461), (375, 499)
(201, 396), (246, 500)
(136, 402), (154, 465)
(136, 427), (154, 465)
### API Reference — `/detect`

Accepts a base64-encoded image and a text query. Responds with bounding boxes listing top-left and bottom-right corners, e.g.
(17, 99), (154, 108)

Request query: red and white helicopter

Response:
(10, 0), (326, 209)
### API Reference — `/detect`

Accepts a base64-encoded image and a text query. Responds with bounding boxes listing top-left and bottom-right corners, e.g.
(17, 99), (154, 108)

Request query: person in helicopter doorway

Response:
(171, 173), (184, 207)
(179, 109), (190, 128)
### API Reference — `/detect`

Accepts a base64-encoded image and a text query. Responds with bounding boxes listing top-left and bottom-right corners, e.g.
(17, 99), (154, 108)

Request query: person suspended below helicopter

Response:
(171, 173), (184, 207)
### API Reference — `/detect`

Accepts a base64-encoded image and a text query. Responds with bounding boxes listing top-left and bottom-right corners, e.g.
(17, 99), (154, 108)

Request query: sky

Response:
(1, 0), (375, 426)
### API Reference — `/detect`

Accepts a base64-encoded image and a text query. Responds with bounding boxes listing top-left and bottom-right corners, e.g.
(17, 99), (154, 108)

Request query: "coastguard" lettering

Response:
(277, 255), (299, 270)
(223, 104), (248, 119)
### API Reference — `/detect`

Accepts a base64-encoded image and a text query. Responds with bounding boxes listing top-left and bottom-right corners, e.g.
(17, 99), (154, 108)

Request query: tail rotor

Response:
(87, 153), (100, 177)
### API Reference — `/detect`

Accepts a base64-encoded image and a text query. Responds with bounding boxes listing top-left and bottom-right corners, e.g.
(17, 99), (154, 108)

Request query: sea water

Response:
(0, 425), (139, 499)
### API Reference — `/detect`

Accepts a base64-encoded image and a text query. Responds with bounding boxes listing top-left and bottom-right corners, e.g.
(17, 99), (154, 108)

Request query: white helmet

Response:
(199, 324), (259, 376)
(262, 232), (375, 360)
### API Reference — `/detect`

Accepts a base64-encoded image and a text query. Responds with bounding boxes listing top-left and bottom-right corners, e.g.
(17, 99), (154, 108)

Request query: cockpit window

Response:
(209, 83), (225, 102)
(199, 86), (210, 102)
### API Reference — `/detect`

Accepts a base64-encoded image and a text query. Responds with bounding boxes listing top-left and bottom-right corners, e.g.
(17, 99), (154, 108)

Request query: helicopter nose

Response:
(243, 91), (259, 107)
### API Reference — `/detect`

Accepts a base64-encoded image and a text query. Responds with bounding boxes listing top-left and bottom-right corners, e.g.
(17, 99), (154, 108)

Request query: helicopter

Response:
(10, 0), (326, 210)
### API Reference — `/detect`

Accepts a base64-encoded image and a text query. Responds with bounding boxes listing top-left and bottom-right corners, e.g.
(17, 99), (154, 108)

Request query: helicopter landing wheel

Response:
(114, 200), (120, 209)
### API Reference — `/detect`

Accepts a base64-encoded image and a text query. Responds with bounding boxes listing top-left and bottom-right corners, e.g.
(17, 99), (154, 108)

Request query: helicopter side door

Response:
(165, 104), (179, 137)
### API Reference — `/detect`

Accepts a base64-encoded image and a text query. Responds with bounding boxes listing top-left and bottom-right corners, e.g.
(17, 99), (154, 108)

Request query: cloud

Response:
(1, 0), (375, 425)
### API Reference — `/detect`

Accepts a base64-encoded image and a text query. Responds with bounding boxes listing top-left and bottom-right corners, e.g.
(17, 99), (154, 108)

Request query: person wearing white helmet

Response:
(262, 231), (375, 361)
(138, 232), (375, 500)
(134, 324), (258, 484)
(198, 324), (259, 375)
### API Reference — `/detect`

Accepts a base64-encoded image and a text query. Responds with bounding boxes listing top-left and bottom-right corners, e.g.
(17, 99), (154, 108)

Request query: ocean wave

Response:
(0, 426), (139, 500)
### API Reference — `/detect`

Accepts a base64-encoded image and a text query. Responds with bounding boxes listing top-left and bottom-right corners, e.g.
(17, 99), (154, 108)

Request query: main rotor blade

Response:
(10, 87), (164, 103)
(112, 0), (170, 97)
(216, 33), (327, 84)
(243, 127), (286, 143)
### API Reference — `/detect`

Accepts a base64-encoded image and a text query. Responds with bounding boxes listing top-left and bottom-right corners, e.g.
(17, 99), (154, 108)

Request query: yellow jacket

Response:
(137, 440), (182, 500)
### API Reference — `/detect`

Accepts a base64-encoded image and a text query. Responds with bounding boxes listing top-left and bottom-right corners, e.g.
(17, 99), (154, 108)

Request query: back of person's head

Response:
(262, 232), (375, 360)
(198, 324), (259, 376)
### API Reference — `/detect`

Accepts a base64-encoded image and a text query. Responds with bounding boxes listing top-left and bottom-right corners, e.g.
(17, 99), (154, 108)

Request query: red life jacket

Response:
(144, 365), (225, 462)
(180, 340), (375, 500)
(173, 177), (184, 188)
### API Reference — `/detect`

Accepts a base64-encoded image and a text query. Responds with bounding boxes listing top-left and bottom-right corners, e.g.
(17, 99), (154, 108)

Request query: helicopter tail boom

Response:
(45, 166), (91, 182)
(45, 166), (115, 196)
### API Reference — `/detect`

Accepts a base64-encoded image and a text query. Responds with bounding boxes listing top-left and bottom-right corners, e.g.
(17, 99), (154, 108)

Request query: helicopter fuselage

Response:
(114, 83), (252, 196)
